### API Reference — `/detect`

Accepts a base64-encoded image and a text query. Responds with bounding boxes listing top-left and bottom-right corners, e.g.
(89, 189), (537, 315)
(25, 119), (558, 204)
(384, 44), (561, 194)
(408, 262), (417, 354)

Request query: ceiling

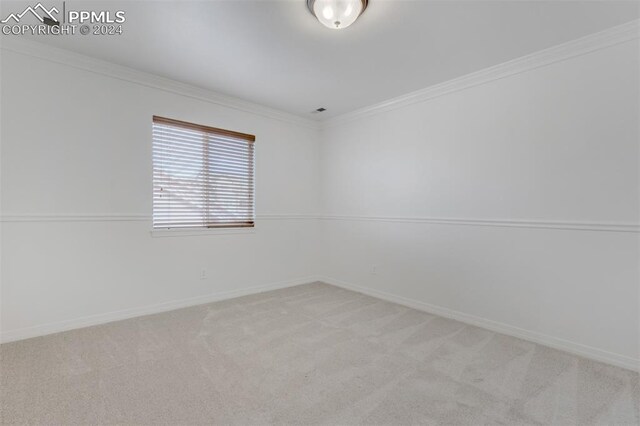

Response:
(3, 0), (638, 120)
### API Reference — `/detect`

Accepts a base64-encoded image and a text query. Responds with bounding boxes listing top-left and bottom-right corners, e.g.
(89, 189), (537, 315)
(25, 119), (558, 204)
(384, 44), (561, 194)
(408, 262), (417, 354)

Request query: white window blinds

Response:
(152, 116), (255, 229)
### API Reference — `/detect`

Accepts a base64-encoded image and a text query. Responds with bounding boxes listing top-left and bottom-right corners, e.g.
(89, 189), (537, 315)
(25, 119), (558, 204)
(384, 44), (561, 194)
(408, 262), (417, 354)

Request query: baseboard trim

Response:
(3, 275), (637, 371)
(0, 275), (321, 344)
(320, 276), (639, 372)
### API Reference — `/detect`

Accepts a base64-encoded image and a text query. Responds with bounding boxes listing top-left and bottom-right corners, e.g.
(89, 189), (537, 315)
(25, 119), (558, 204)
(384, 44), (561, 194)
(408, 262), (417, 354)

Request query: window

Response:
(152, 116), (255, 230)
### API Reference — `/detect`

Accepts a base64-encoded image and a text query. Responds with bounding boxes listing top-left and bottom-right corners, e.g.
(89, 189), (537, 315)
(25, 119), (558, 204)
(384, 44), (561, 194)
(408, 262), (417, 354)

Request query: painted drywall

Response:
(320, 39), (639, 368)
(0, 48), (321, 340)
(1, 31), (638, 372)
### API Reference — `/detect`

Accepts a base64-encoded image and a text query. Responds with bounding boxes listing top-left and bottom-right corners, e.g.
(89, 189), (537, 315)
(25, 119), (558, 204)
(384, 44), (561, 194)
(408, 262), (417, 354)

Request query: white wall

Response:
(1, 32), (638, 371)
(320, 39), (639, 369)
(0, 46), (321, 341)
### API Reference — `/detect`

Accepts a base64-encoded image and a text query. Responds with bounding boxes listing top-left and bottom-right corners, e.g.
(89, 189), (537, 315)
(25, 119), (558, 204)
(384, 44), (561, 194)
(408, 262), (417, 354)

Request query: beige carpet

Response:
(1, 282), (638, 425)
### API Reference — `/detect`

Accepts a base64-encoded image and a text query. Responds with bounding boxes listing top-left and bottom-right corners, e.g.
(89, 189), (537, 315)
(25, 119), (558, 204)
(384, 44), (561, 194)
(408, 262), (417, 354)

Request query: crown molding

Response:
(0, 37), (321, 131)
(2, 20), (637, 131)
(324, 19), (640, 128)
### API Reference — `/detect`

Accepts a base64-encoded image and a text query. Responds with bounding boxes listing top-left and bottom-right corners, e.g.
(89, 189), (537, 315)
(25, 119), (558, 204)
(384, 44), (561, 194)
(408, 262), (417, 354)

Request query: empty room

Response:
(0, 0), (638, 424)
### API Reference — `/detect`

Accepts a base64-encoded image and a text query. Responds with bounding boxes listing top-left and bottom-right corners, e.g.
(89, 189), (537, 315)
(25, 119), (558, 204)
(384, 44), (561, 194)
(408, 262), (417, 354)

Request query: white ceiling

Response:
(5, 0), (639, 119)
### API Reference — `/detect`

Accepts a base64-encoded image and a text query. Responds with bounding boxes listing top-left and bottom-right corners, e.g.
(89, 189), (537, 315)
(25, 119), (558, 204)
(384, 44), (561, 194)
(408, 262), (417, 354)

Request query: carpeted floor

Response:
(1, 282), (638, 425)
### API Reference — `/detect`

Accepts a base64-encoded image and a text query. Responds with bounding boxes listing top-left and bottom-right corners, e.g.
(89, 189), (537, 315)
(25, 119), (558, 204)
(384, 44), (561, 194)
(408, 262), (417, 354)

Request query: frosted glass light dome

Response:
(307, 0), (368, 30)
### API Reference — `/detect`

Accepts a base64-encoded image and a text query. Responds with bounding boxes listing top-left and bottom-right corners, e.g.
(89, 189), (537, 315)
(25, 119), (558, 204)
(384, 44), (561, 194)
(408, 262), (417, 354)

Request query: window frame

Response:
(151, 116), (256, 233)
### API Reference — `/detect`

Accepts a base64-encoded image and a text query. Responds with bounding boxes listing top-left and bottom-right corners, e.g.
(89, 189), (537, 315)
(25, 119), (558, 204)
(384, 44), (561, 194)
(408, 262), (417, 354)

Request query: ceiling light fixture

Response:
(307, 0), (368, 30)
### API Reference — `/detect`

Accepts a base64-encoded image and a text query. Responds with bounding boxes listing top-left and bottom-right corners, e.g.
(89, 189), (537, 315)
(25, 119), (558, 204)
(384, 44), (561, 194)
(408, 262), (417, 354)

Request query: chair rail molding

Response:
(319, 215), (640, 233)
(0, 214), (319, 223)
(2, 214), (638, 232)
